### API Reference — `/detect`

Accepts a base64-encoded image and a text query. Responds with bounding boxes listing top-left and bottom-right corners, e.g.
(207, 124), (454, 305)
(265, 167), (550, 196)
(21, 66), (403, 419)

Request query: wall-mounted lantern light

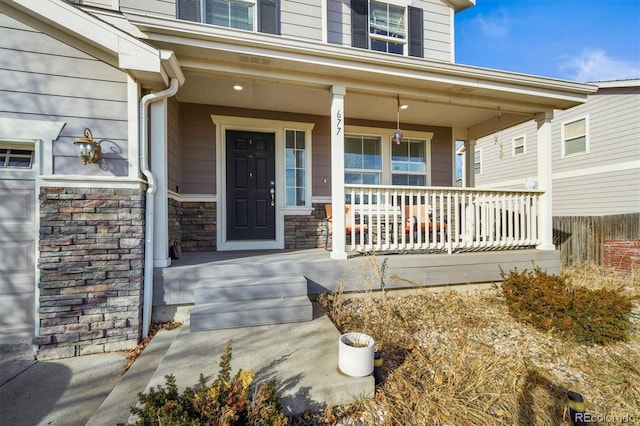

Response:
(74, 128), (100, 164)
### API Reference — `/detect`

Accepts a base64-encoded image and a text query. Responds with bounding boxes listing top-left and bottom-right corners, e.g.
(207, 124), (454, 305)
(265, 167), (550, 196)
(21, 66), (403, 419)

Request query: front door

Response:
(226, 130), (276, 240)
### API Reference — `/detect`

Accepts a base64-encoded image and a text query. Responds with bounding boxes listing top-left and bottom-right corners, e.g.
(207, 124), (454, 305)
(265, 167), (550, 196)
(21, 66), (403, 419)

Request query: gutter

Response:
(140, 78), (179, 338)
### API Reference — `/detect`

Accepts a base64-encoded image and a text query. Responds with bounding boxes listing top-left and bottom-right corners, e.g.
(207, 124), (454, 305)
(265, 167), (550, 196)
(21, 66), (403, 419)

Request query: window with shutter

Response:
(351, 1), (423, 57)
(177, 0), (279, 34)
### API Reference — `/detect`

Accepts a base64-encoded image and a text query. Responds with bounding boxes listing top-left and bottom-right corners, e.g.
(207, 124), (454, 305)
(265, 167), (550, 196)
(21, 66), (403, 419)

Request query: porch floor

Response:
(153, 248), (560, 307)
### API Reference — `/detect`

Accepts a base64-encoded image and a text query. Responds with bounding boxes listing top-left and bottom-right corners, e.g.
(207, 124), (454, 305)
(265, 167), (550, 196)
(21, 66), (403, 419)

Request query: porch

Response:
(153, 247), (560, 310)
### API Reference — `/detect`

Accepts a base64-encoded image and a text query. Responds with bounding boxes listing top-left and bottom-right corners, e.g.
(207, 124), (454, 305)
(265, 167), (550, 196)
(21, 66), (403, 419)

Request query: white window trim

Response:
(512, 135), (526, 157)
(284, 128), (311, 208)
(201, 0), (258, 32)
(346, 125), (433, 185)
(368, 0), (409, 55)
(474, 147), (482, 176)
(211, 115), (314, 251)
(561, 115), (589, 158)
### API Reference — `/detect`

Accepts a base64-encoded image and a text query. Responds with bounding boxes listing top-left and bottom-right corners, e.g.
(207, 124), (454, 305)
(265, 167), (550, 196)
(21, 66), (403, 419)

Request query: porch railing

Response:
(343, 184), (543, 254)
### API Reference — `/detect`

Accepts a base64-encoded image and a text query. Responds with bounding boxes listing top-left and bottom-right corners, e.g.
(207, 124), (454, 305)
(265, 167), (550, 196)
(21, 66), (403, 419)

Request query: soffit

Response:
(126, 12), (597, 138)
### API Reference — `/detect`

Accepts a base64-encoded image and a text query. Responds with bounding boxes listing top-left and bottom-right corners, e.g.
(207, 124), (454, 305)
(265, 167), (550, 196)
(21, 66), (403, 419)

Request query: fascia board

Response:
(4, 0), (166, 81)
(127, 12), (597, 107)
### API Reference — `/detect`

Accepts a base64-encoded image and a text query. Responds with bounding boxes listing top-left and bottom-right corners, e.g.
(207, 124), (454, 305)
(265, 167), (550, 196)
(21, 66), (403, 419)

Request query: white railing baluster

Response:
(341, 184), (543, 254)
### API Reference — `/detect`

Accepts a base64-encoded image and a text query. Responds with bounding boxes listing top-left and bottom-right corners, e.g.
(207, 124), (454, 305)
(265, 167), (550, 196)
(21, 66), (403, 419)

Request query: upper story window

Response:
(178, 0), (279, 34)
(562, 117), (588, 157)
(512, 135), (526, 156)
(207, 0), (254, 30)
(351, 0), (423, 57)
(369, 2), (405, 54)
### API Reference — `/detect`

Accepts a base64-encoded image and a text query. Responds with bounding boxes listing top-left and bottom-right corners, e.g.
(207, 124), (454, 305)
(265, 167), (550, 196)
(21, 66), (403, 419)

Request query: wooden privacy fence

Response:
(553, 213), (640, 267)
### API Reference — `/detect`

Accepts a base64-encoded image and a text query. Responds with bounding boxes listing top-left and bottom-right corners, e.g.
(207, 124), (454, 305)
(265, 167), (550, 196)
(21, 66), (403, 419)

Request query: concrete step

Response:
(86, 325), (183, 425)
(190, 296), (313, 332)
(194, 275), (308, 303)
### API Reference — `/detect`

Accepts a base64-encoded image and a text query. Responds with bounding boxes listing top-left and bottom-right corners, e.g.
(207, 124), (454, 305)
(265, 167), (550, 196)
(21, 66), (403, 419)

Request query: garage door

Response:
(0, 148), (36, 349)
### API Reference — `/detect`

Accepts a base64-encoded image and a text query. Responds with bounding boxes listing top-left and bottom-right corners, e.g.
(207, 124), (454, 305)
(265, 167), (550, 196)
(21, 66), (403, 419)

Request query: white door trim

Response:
(211, 115), (314, 251)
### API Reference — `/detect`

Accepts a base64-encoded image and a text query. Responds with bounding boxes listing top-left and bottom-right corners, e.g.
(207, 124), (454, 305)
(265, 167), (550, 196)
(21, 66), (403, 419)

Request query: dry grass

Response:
(300, 258), (640, 425)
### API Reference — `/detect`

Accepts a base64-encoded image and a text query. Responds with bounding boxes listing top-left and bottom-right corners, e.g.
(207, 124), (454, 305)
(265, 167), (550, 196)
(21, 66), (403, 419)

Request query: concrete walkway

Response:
(1, 305), (373, 424)
(1, 349), (127, 426)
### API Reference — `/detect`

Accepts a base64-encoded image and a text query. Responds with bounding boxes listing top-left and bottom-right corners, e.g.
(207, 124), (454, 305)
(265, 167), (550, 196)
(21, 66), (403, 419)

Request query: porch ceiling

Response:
(125, 12), (597, 139)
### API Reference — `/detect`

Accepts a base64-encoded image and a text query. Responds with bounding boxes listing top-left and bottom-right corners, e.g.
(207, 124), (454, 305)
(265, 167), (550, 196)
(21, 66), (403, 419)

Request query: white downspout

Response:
(140, 78), (179, 338)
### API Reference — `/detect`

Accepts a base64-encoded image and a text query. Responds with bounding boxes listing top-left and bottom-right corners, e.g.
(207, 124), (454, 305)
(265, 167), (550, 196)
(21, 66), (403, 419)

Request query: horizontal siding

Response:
(417, 0), (453, 61)
(311, 117), (331, 197)
(475, 86), (640, 216)
(553, 168), (640, 216)
(179, 103), (217, 194)
(475, 120), (538, 188)
(168, 96), (181, 193)
(281, 0), (323, 41)
(120, 0), (176, 18)
(0, 12), (129, 176)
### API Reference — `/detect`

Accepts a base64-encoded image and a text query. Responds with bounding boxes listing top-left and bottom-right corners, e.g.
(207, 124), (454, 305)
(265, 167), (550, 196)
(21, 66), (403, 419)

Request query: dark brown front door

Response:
(226, 130), (276, 240)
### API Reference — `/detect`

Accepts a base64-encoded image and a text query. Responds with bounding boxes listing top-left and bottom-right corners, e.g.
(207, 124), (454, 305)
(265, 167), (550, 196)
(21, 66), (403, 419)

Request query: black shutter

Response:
(351, 0), (368, 49)
(408, 6), (424, 58)
(258, 0), (280, 35)
(177, 0), (200, 22)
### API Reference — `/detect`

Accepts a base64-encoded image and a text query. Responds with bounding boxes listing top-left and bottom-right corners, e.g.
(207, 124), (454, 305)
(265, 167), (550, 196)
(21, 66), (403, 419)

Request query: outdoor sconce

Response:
(74, 128), (100, 164)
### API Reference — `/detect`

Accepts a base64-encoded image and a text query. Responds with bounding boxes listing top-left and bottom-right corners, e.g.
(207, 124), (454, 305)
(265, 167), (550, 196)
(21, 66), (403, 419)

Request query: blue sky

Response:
(454, 0), (640, 82)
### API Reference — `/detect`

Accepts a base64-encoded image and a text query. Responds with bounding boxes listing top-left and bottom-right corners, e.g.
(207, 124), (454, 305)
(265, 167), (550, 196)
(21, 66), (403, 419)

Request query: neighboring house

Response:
(0, 0), (596, 358)
(472, 80), (640, 265)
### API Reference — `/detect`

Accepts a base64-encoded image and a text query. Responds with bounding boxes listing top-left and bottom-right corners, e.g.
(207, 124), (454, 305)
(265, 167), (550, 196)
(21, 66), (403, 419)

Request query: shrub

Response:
(500, 266), (633, 345)
(124, 341), (288, 426)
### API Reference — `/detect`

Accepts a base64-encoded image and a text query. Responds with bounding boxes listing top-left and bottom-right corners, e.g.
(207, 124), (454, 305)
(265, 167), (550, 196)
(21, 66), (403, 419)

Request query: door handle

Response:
(270, 188), (275, 207)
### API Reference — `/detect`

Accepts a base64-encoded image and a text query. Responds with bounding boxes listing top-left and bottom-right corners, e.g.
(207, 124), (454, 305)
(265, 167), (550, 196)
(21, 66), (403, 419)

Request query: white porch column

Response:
(536, 110), (555, 250)
(330, 85), (347, 259)
(150, 99), (171, 267)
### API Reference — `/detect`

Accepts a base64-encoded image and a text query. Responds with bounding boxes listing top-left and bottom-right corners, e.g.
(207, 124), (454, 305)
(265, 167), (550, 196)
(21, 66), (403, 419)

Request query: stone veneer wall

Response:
(284, 203), (329, 249)
(36, 187), (145, 360)
(168, 199), (216, 252)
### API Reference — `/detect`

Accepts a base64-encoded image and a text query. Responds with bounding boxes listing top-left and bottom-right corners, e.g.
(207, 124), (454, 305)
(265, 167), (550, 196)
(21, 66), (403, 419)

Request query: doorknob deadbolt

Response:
(270, 188), (275, 207)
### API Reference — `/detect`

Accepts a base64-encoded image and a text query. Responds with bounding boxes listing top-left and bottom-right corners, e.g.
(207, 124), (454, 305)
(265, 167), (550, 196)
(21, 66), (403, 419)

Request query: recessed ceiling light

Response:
(400, 104), (409, 110)
(232, 85), (244, 91)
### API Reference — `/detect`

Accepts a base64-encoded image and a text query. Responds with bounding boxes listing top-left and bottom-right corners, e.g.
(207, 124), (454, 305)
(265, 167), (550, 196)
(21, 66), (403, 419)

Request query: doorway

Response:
(225, 130), (276, 241)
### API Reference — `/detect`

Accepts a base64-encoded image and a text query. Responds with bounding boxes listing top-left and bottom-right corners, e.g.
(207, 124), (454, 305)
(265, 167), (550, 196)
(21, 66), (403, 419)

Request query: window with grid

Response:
(512, 135), (525, 156)
(474, 148), (481, 175)
(205, 0), (253, 30)
(0, 148), (34, 169)
(351, 0), (423, 57)
(369, 1), (406, 54)
(344, 134), (382, 185)
(285, 130), (306, 207)
(563, 117), (587, 156)
(391, 138), (426, 185)
(178, 0), (279, 34)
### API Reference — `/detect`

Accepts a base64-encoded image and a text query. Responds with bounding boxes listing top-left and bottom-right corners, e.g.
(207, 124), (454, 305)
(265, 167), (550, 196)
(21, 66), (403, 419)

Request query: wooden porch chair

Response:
(324, 204), (368, 249)
(404, 205), (447, 241)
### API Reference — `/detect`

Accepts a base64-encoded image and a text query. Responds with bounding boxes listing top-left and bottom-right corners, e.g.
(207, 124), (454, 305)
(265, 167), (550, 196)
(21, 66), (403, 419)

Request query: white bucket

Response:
(338, 332), (375, 377)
